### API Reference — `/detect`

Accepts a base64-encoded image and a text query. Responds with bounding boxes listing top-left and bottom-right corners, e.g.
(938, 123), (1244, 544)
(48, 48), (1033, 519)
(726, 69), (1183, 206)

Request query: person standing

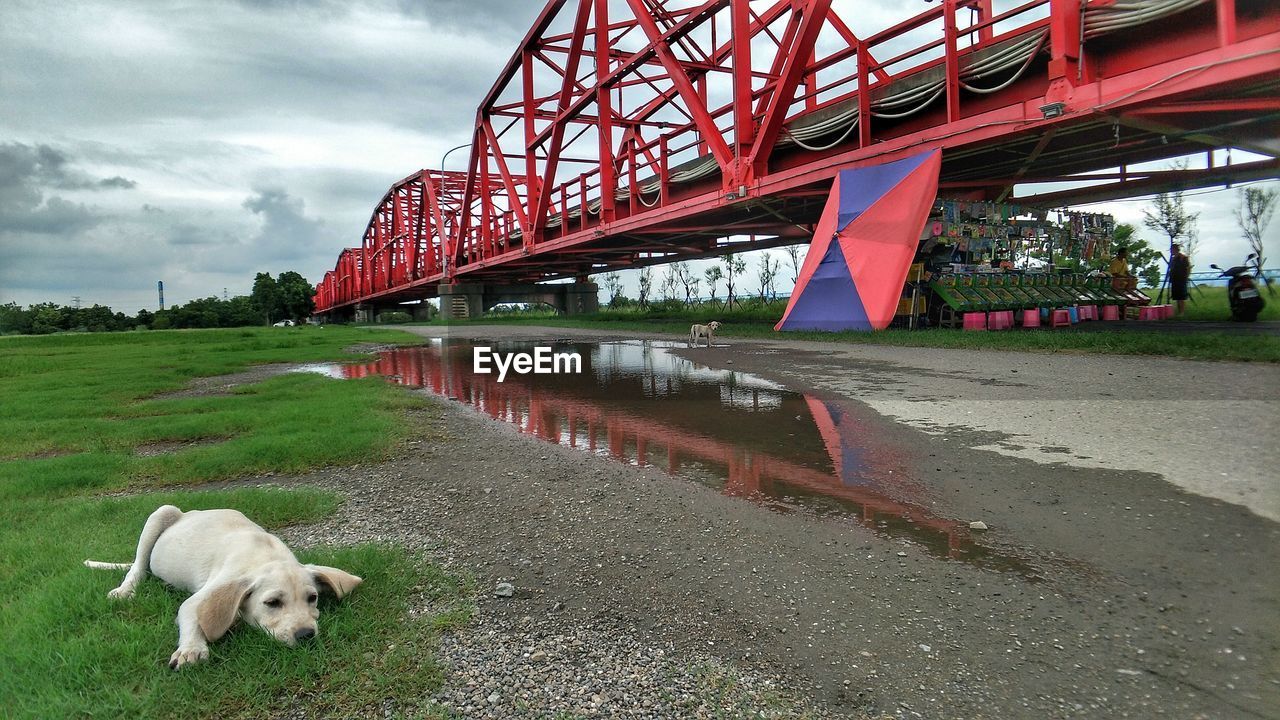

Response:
(1169, 243), (1191, 316)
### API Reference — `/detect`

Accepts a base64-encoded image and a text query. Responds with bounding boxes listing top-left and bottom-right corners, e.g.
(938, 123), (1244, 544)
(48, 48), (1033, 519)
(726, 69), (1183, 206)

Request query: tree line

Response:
(598, 246), (805, 310)
(0, 271), (315, 335)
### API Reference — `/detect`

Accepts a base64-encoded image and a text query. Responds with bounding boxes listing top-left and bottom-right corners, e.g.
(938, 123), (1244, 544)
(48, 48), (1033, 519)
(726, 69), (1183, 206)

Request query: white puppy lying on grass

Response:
(85, 505), (361, 669)
(689, 321), (721, 348)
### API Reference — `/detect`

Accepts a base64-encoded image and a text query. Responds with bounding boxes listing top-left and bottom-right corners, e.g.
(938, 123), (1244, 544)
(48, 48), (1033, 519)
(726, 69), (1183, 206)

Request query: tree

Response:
(722, 253), (747, 308)
(601, 272), (624, 306)
(30, 303), (63, 334)
(275, 271), (315, 321)
(1237, 186), (1277, 292)
(1142, 163), (1200, 261)
(703, 265), (723, 305)
(756, 253), (779, 299)
(673, 261), (699, 304)
(687, 275), (702, 305)
(81, 304), (117, 333)
(0, 303), (34, 334)
(250, 272), (279, 325)
(661, 265), (679, 301)
(637, 267), (653, 307)
(224, 296), (263, 326)
(783, 244), (805, 285)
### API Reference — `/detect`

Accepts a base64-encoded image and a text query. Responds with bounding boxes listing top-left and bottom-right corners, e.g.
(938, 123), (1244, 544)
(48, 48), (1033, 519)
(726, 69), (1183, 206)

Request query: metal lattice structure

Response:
(314, 0), (1279, 314)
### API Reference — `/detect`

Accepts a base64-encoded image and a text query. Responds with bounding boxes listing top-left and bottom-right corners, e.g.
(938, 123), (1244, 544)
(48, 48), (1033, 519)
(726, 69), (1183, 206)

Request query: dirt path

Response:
(274, 325), (1278, 719)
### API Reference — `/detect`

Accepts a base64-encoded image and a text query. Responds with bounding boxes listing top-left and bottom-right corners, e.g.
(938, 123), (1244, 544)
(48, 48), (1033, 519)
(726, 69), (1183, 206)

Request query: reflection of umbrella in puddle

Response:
(803, 397), (993, 563)
(329, 343), (1047, 578)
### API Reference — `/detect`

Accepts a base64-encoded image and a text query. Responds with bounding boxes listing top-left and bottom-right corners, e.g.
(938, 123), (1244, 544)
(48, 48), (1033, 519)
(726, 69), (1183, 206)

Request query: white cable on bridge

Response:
(784, 116), (861, 152)
(961, 31), (1047, 93)
(962, 31), (1045, 79)
(873, 85), (950, 119)
(1084, 0), (1208, 38)
(636, 185), (663, 207)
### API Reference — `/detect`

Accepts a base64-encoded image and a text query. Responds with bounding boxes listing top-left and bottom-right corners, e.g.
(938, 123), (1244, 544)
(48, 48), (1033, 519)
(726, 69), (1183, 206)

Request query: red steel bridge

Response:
(312, 0), (1279, 318)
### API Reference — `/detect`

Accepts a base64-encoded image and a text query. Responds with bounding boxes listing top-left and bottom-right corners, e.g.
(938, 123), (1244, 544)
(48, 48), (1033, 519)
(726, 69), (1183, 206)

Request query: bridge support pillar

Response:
(438, 284), (486, 320)
(560, 283), (600, 316)
(354, 303), (376, 324)
(411, 302), (437, 321)
(437, 282), (599, 320)
(315, 305), (356, 324)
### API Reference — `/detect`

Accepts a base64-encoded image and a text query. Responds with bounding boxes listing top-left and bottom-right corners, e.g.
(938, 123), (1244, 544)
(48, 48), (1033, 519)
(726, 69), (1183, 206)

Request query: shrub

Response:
(376, 311), (413, 324)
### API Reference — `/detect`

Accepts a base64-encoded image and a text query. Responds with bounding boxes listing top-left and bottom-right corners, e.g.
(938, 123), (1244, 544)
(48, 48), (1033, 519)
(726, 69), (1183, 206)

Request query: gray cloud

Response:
(396, 0), (544, 34)
(166, 221), (230, 247)
(0, 142), (138, 194)
(241, 187), (329, 261)
(0, 3), (519, 141)
(0, 143), (137, 237)
(98, 176), (138, 189)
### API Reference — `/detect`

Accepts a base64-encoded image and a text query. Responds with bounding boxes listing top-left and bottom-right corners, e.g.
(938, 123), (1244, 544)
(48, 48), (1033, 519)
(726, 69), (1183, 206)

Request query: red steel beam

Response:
(745, 0), (833, 180)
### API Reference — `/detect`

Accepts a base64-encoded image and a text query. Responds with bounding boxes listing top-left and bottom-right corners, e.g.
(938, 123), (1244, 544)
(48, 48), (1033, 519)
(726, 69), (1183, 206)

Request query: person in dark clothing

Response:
(1169, 243), (1191, 316)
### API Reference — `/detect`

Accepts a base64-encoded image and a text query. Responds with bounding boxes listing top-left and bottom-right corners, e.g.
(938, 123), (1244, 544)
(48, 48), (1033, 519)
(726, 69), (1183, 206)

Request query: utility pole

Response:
(72, 296), (81, 309)
(223, 288), (229, 301)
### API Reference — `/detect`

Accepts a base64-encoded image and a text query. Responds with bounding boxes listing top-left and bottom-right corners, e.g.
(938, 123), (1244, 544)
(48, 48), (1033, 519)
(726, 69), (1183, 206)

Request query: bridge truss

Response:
(314, 0), (1279, 314)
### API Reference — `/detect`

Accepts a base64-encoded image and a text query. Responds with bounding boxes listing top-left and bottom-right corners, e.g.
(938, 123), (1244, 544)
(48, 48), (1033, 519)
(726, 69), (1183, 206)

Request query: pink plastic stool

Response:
(1078, 305), (1096, 321)
(1160, 304), (1174, 319)
(1138, 306), (1161, 321)
(987, 311), (1013, 330)
(1101, 305), (1120, 321)
(963, 312), (987, 331)
(1050, 309), (1071, 328)
(1020, 309), (1041, 328)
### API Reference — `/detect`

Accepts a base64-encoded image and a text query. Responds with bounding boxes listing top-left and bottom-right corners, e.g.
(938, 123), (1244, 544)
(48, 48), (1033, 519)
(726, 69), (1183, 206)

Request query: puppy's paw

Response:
(168, 645), (209, 670)
(107, 586), (134, 600)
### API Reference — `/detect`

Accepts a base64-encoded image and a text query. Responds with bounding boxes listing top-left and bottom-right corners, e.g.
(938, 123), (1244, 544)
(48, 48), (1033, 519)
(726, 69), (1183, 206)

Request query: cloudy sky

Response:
(1, 0), (1275, 312)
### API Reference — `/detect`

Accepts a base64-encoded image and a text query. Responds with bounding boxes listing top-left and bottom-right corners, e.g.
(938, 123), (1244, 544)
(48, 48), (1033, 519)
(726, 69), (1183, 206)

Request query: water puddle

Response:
(306, 340), (1045, 578)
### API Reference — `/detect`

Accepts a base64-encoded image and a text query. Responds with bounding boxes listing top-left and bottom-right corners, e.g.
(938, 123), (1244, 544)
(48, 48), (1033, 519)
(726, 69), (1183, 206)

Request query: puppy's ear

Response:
(306, 565), (363, 600)
(197, 580), (251, 641)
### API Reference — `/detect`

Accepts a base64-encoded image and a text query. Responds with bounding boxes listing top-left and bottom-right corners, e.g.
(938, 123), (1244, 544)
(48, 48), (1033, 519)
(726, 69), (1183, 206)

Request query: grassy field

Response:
(1147, 283), (1280, 321)
(0, 327), (471, 719)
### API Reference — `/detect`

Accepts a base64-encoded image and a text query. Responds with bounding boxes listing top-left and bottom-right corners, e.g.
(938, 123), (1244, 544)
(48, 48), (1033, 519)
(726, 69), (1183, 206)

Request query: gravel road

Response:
(269, 324), (1278, 719)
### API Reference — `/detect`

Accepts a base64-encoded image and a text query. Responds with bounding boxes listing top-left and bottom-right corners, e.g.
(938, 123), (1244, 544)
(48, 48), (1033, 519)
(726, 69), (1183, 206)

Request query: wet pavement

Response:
(307, 339), (1055, 578)
(279, 325), (1280, 717)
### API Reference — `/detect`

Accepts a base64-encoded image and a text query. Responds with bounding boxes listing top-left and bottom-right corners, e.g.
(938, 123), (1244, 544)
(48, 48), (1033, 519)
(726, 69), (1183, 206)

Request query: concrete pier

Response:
(438, 282), (599, 321)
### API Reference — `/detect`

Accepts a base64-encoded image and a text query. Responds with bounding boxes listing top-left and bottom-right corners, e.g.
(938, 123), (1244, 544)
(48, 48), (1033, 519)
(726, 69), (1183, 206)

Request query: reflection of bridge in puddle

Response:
(331, 340), (1043, 578)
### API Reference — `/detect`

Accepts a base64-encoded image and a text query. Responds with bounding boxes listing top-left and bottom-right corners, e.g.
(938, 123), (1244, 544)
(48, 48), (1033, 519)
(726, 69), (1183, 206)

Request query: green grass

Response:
(0, 326), (427, 481)
(0, 488), (471, 719)
(0, 327), (473, 719)
(1145, 284), (1280, 321)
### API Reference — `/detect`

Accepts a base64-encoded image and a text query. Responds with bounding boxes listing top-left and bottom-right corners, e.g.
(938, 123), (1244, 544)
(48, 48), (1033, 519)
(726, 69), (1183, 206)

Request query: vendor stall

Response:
(894, 200), (1147, 328)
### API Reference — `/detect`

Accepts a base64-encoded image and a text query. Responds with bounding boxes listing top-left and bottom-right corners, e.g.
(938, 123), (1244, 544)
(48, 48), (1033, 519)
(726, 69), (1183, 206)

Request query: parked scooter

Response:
(1210, 253), (1266, 322)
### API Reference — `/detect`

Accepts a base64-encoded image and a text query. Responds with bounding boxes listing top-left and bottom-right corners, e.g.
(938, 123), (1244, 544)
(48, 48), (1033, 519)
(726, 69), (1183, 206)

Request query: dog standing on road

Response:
(689, 321), (722, 348)
(85, 505), (362, 669)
